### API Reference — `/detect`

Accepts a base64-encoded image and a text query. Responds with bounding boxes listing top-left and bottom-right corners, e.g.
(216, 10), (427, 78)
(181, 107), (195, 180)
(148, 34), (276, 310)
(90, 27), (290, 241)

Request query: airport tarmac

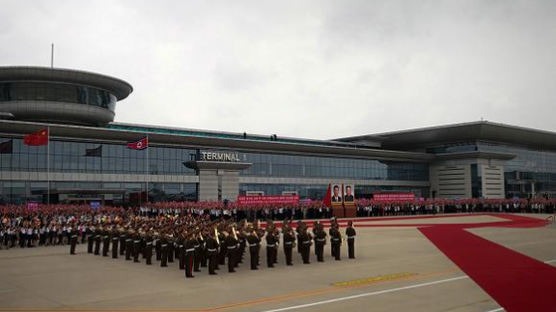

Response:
(0, 213), (554, 312)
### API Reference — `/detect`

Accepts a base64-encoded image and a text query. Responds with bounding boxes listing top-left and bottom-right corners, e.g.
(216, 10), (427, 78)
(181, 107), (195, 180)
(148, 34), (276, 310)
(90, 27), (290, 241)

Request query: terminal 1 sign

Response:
(200, 151), (241, 162)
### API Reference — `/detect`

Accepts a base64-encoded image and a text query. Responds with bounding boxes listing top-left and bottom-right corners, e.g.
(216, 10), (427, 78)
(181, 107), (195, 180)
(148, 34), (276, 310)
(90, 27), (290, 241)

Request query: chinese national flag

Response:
(323, 184), (332, 207)
(23, 128), (49, 146)
(127, 137), (148, 150)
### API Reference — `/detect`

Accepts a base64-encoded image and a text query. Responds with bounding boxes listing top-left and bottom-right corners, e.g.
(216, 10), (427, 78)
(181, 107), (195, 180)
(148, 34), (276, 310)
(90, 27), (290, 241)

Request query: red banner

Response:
(237, 195), (299, 205)
(373, 193), (415, 201)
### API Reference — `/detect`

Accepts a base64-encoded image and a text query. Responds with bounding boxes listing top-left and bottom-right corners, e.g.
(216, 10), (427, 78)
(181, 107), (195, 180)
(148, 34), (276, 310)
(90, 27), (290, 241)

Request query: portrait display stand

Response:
(331, 203), (344, 218)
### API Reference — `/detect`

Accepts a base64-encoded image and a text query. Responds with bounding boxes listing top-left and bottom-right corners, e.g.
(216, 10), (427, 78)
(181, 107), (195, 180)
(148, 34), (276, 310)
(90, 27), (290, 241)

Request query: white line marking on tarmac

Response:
(262, 259), (555, 312)
(259, 276), (469, 312)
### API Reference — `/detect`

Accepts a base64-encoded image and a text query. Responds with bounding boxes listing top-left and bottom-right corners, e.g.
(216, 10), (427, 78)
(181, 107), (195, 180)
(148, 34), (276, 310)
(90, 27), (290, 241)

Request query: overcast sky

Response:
(1, 0), (555, 140)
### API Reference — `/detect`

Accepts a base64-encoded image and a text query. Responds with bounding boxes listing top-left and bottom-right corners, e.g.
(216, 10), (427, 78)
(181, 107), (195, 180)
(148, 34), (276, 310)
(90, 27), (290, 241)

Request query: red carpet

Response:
(419, 215), (556, 312)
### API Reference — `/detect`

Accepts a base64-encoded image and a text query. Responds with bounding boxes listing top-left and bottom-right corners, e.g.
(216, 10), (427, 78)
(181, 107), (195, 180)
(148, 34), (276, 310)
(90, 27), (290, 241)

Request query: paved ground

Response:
(0, 213), (554, 312)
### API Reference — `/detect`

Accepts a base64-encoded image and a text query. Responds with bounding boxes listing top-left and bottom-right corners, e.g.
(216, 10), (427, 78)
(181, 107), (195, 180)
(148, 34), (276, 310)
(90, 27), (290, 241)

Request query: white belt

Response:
(347, 236), (355, 239)
(332, 239), (340, 242)
(284, 242), (293, 245)
(316, 238), (326, 242)
(207, 248), (217, 252)
(134, 240), (140, 243)
(249, 243), (258, 247)
(104, 236), (109, 239)
(126, 239), (132, 242)
(186, 248), (195, 252)
(179, 245), (184, 248)
(161, 244), (168, 247)
(112, 238), (118, 240)
(194, 245), (200, 248)
(71, 235), (77, 238)
(303, 240), (311, 244)
(267, 244), (275, 247)
(227, 246), (236, 250)
(146, 242), (153, 246)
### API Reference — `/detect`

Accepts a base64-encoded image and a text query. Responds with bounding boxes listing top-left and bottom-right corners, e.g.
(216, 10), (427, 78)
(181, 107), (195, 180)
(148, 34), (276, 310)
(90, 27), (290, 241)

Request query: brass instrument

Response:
(232, 226), (238, 240)
(214, 227), (220, 245)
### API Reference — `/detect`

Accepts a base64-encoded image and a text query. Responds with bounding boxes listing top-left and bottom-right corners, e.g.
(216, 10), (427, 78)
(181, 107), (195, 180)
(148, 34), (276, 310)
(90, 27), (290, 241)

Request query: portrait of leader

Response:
(331, 184), (342, 202)
(344, 185), (355, 202)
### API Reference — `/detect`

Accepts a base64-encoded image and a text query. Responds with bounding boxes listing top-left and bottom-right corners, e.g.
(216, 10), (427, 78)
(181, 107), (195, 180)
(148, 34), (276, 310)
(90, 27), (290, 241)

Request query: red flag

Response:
(323, 184), (332, 207)
(127, 137), (148, 150)
(23, 128), (49, 146)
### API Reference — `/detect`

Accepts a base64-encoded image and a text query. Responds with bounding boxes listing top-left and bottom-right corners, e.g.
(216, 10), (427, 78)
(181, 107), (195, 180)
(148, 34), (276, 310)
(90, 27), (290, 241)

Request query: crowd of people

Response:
(1, 197), (554, 255)
(0, 203), (357, 277)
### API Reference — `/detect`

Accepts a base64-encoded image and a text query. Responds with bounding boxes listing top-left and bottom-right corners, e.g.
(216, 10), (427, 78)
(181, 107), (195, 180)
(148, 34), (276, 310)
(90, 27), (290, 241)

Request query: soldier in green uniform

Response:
(144, 231), (154, 265)
(282, 222), (296, 266)
(87, 224), (95, 254)
(225, 230), (238, 273)
(111, 227), (119, 259)
(265, 225), (277, 268)
(160, 233), (169, 267)
(330, 226), (342, 261)
(69, 226), (78, 255)
(119, 228), (126, 256)
(94, 226), (102, 255)
(345, 221), (356, 259)
(102, 227), (110, 257)
(300, 226), (312, 264)
(314, 223), (327, 262)
(125, 229), (133, 261)
(205, 230), (219, 275)
(184, 232), (196, 278)
(246, 225), (260, 270)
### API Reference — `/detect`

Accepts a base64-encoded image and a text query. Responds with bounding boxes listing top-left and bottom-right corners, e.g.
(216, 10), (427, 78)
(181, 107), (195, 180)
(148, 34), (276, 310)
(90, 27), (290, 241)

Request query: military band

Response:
(67, 215), (356, 279)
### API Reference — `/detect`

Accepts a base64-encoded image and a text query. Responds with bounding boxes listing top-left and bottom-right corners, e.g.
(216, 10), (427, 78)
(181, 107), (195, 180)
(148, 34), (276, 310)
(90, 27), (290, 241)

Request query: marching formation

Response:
(76, 215), (357, 278)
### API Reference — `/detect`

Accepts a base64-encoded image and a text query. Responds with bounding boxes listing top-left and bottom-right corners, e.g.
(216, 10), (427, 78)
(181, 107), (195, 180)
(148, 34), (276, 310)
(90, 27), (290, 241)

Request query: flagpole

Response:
(47, 126), (50, 206)
(146, 134), (149, 204)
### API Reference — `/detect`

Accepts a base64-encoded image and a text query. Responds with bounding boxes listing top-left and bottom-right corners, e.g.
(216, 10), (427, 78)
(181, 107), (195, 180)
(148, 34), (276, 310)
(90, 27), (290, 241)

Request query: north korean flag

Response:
(23, 128), (49, 146)
(127, 136), (148, 150)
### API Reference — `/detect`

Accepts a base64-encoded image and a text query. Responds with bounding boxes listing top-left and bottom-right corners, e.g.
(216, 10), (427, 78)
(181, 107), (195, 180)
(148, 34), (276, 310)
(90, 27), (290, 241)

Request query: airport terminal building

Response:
(1, 66), (555, 205)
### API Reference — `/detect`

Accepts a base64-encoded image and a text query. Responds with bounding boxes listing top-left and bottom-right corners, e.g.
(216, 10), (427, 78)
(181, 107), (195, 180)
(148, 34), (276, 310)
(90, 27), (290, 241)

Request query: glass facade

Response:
(0, 135), (429, 204)
(0, 137), (197, 175)
(240, 152), (428, 181)
(477, 142), (556, 197)
(425, 141), (556, 198)
(0, 82), (117, 112)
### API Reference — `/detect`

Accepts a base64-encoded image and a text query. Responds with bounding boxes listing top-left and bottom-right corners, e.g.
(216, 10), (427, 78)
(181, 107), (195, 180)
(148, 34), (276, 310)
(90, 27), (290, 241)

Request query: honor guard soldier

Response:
(133, 230), (142, 263)
(217, 228), (226, 267)
(167, 234), (175, 263)
(144, 231), (153, 265)
(155, 234), (162, 261)
(94, 227), (102, 255)
(282, 222), (296, 266)
(225, 230), (238, 272)
(102, 227), (110, 257)
(184, 232), (196, 278)
(111, 227), (119, 259)
(246, 225), (260, 270)
(177, 234), (185, 270)
(125, 230), (133, 261)
(160, 233), (169, 267)
(87, 224), (95, 254)
(193, 233), (202, 272)
(300, 226), (312, 264)
(330, 226), (342, 261)
(69, 226), (78, 255)
(345, 221), (356, 259)
(119, 229), (127, 256)
(314, 223), (327, 262)
(265, 225), (277, 268)
(200, 229), (208, 268)
(206, 229), (219, 275)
